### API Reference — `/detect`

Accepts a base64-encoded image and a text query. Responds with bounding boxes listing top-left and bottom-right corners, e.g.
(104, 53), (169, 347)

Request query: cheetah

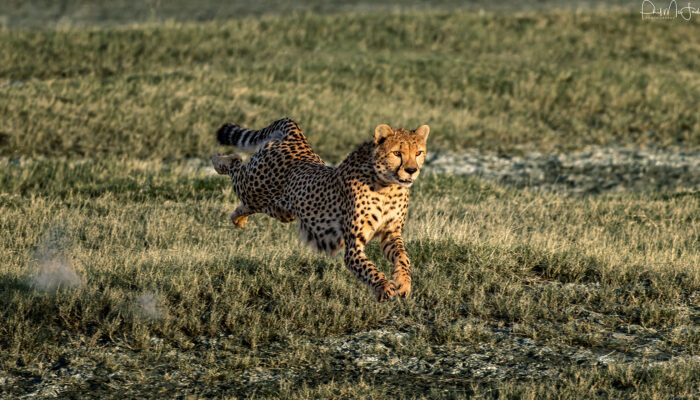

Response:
(212, 118), (429, 302)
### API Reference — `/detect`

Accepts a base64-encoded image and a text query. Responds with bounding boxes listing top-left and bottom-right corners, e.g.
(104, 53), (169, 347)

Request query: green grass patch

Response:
(1, 158), (697, 396)
(1, 159), (697, 356)
(1, 10), (698, 161)
(1, 7), (698, 397)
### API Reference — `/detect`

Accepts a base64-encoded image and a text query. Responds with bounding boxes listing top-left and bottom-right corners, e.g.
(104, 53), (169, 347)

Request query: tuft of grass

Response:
(1, 10), (699, 162)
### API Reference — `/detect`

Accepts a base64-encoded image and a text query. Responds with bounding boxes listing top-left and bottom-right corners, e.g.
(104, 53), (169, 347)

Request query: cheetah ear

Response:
(374, 124), (393, 144)
(414, 125), (430, 141)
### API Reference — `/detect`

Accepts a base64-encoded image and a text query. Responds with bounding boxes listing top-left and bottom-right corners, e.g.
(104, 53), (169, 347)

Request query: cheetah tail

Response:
(216, 118), (297, 152)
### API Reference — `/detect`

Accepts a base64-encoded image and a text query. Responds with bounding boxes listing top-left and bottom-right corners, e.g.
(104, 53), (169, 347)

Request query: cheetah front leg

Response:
(344, 235), (396, 302)
(380, 232), (411, 298)
(230, 204), (252, 228)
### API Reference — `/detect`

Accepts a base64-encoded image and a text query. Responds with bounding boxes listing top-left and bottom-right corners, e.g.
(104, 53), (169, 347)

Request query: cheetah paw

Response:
(392, 279), (411, 299)
(212, 153), (240, 175)
(230, 213), (248, 228)
(374, 281), (396, 303)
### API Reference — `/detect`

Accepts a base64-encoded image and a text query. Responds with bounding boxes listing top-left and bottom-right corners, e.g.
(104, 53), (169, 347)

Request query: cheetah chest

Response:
(357, 187), (408, 240)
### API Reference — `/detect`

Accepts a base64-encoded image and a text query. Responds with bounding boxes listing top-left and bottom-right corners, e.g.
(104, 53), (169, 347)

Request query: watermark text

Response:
(641, 0), (700, 20)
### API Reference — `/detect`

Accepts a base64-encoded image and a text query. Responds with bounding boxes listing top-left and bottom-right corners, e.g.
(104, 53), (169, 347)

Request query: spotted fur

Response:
(212, 118), (429, 302)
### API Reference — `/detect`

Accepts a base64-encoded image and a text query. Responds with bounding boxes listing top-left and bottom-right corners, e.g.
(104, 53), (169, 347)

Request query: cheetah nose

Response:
(405, 167), (417, 174)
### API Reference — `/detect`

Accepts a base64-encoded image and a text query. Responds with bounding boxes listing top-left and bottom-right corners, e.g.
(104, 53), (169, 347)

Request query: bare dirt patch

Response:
(426, 147), (700, 194)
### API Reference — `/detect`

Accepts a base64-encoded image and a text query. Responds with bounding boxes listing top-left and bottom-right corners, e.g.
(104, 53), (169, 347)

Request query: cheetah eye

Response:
(392, 151), (401, 157)
(416, 151), (424, 157)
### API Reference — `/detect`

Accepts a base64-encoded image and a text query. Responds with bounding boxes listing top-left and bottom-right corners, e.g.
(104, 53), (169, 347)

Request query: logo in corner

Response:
(641, 0), (700, 20)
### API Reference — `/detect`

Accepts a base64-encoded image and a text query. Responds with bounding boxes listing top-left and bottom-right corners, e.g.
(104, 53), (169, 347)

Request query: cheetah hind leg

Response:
(230, 204), (252, 228)
(212, 153), (242, 175)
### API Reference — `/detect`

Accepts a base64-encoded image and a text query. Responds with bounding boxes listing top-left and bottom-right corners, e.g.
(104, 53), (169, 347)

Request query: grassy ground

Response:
(1, 10), (699, 162)
(0, 1), (640, 28)
(1, 5), (699, 398)
(0, 158), (697, 397)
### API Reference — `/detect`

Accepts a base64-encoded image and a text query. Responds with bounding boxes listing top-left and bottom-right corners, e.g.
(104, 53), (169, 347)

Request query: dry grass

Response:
(1, 10), (699, 162)
(0, 1), (641, 29)
(1, 5), (698, 397)
(0, 159), (697, 397)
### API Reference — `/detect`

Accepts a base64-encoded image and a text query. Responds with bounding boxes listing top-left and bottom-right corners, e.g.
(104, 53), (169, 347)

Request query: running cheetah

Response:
(212, 118), (429, 302)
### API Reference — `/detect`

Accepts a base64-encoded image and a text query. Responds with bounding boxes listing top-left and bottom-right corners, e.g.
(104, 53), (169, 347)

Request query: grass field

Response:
(1, 4), (699, 399)
(1, 10), (699, 161)
(1, 159), (698, 397)
(0, 0), (641, 28)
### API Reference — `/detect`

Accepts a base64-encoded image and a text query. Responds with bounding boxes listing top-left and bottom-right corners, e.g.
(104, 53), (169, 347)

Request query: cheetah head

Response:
(372, 124), (430, 188)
